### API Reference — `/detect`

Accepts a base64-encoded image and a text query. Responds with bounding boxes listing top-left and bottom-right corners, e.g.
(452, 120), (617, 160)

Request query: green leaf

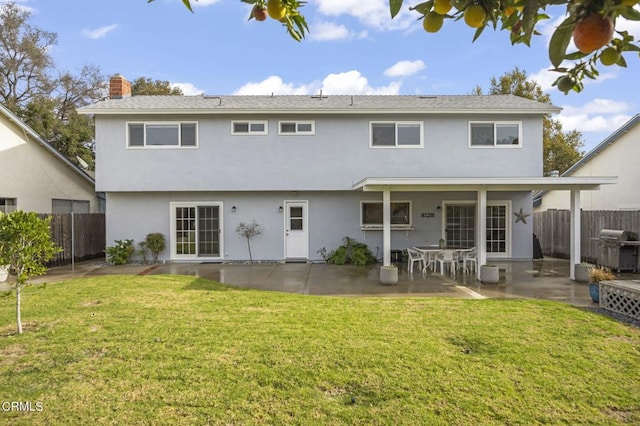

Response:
(548, 17), (574, 67)
(564, 51), (589, 60)
(181, 0), (193, 13)
(411, 1), (433, 14)
(617, 55), (628, 68)
(472, 26), (485, 42)
(390, 0), (404, 18)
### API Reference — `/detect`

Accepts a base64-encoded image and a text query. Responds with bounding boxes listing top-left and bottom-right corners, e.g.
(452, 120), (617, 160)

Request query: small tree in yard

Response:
(0, 211), (60, 334)
(236, 221), (263, 262)
(144, 233), (166, 264)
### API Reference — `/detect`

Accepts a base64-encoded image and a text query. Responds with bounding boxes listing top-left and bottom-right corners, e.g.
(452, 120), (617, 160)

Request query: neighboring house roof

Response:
(533, 113), (640, 207)
(79, 94), (560, 115)
(0, 103), (95, 186)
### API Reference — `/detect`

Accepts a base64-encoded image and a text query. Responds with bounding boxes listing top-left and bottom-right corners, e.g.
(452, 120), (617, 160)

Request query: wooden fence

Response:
(533, 210), (640, 262)
(39, 213), (106, 266)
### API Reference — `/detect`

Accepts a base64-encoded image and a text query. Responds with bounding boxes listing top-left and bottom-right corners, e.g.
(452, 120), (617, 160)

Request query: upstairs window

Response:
(0, 198), (16, 214)
(370, 122), (423, 148)
(361, 201), (412, 229)
(128, 122), (197, 148)
(469, 121), (521, 147)
(232, 121), (268, 135)
(279, 121), (315, 135)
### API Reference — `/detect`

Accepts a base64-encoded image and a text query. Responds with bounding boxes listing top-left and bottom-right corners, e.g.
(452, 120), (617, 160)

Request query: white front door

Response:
(285, 201), (308, 259)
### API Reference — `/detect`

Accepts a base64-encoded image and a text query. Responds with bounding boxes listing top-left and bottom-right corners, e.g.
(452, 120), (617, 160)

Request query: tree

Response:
(166, 0), (640, 93)
(0, 3), (106, 169)
(0, 2), (56, 113)
(475, 67), (584, 174)
(236, 221), (263, 262)
(0, 211), (60, 334)
(131, 77), (183, 96)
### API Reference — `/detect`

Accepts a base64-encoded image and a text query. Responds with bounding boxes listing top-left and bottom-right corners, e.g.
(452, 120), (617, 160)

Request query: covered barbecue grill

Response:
(594, 229), (640, 272)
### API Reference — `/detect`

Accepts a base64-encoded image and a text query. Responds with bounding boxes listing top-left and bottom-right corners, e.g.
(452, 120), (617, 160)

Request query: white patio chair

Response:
(435, 249), (458, 277)
(461, 247), (477, 274)
(406, 248), (424, 274)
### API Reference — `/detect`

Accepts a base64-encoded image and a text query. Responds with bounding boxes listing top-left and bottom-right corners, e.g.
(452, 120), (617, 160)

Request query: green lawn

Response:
(1, 275), (639, 425)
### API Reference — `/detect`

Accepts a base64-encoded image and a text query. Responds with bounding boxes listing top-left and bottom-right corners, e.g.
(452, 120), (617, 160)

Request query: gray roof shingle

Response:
(80, 94), (560, 115)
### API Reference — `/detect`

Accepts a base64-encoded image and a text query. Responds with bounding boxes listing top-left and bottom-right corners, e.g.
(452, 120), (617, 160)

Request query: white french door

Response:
(444, 201), (510, 257)
(284, 201), (308, 259)
(171, 202), (223, 259)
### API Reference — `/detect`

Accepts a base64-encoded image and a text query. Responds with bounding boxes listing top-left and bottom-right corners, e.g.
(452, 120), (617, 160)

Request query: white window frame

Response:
(231, 120), (268, 135)
(442, 200), (512, 258)
(370, 121), (424, 148)
(169, 201), (224, 261)
(127, 121), (198, 149)
(278, 121), (315, 135)
(0, 198), (17, 214)
(468, 121), (522, 148)
(360, 200), (413, 230)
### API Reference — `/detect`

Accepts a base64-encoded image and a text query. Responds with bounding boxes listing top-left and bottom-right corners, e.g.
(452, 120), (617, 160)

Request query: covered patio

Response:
(353, 176), (617, 281)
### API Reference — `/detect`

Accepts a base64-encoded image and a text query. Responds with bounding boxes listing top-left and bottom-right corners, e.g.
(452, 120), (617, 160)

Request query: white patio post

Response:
(569, 189), (581, 280)
(477, 188), (487, 280)
(383, 187), (391, 266)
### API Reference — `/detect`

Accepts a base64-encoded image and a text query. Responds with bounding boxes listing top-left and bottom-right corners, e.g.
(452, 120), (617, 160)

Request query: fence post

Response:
(71, 212), (75, 271)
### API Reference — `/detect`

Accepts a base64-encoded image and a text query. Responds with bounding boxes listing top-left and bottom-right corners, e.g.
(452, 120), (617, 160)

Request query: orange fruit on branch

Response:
(267, 0), (287, 20)
(253, 5), (268, 21)
(423, 11), (444, 32)
(600, 47), (620, 66)
(464, 5), (487, 28)
(572, 13), (614, 54)
(434, 0), (453, 15)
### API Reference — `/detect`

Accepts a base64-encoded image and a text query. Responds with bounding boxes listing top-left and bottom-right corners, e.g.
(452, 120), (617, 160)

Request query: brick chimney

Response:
(109, 74), (131, 99)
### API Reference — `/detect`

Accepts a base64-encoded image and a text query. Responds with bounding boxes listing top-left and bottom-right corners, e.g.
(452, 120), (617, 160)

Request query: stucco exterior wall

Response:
(537, 124), (639, 211)
(0, 114), (98, 213)
(94, 114), (544, 192)
(106, 190), (533, 262)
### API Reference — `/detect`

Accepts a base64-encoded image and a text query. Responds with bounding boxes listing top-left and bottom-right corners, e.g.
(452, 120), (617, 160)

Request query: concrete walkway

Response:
(1, 257), (625, 307)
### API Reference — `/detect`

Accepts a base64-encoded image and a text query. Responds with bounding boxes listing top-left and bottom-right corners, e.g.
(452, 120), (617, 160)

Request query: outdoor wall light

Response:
(231, 206), (237, 212)
(278, 206), (283, 213)
(436, 206), (441, 210)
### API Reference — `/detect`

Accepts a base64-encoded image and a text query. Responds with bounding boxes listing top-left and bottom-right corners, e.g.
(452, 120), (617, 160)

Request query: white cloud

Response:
(82, 24), (118, 40)
(321, 70), (401, 94)
(171, 82), (204, 96)
(384, 60), (425, 78)
(316, 0), (415, 31)
(310, 21), (351, 41)
(233, 70), (401, 95)
(233, 76), (315, 95)
(557, 99), (633, 133)
(192, 0), (221, 6)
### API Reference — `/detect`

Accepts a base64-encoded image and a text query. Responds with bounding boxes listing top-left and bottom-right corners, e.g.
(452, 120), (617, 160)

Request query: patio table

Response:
(415, 246), (474, 274)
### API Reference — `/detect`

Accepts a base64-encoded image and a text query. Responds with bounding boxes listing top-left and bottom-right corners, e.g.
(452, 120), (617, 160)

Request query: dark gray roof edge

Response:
(0, 103), (95, 186)
(533, 113), (640, 204)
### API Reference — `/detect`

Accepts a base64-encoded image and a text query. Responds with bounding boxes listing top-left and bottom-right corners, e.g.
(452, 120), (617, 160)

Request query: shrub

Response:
(106, 239), (134, 265)
(145, 233), (166, 263)
(318, 237), (376, 266)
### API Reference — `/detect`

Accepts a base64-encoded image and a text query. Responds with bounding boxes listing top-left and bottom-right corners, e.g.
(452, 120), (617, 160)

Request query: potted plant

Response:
(588, 266), (615, 303)
(575, 262), (594, 283)
(480, 264), (499, 284)
(380, 264), (398, 285)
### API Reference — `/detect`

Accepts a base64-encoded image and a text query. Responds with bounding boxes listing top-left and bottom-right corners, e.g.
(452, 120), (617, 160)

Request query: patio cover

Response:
(353, 176), (618, 280)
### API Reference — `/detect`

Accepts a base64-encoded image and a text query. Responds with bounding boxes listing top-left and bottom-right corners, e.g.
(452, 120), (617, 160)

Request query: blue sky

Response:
(14, 0), (640, 152)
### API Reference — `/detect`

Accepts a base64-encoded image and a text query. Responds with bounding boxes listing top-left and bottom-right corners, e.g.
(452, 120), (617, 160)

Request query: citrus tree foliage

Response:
(474, 67), (583, 174)
(131, 77), (184, 96)
(167, 0), (639, 94)
(0, 211), (60, 334)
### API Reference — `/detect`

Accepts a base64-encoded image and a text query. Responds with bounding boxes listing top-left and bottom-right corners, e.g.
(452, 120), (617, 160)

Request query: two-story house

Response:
(80, 75), (616, 279)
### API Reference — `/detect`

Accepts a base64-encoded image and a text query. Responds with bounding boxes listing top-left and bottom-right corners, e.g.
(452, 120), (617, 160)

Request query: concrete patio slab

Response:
(3, 258), (639, 308)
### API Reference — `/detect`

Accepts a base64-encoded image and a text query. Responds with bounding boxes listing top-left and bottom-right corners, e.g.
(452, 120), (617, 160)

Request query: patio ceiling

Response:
(353, 176), (618, 192)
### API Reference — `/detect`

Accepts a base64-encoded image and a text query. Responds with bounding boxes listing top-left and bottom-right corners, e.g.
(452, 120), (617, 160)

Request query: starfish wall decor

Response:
(514, 208), (531, 224)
